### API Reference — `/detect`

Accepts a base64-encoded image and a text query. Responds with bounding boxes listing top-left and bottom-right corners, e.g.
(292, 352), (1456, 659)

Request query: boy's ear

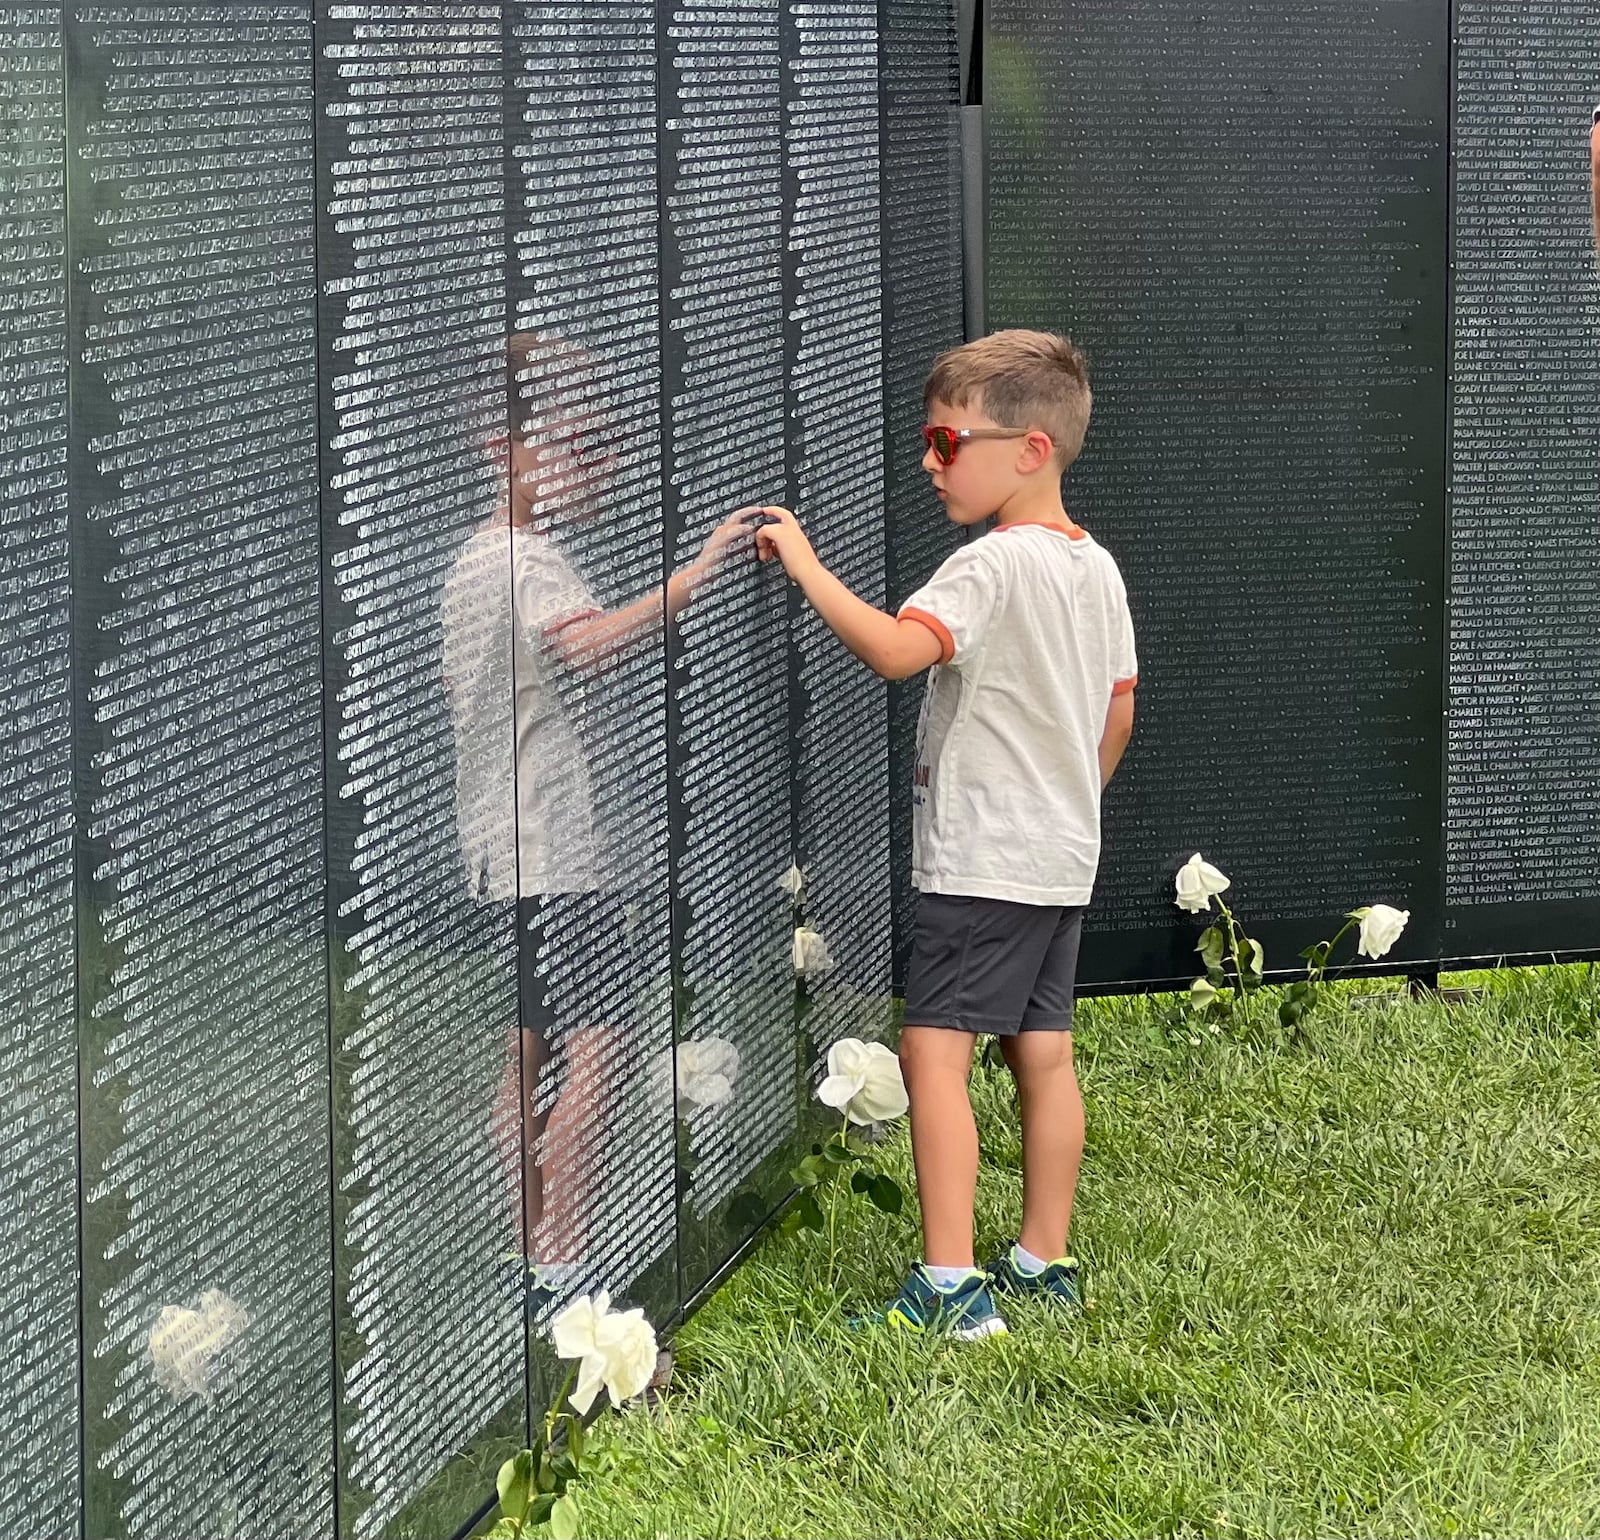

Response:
(1019, 429), (1056, 473)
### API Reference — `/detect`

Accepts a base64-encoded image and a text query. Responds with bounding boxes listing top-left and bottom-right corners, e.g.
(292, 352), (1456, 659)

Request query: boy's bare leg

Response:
(999, 1031), (1084, 1260)
(898, 1026), (980, 1266)
(518, 1026), (553, 1250)
(524, 1024), (613, 1264)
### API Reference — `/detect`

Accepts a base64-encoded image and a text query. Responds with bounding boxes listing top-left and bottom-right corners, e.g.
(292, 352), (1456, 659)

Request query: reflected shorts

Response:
(904, 893), (1086, 1035)
(515, 892), (638, 1043)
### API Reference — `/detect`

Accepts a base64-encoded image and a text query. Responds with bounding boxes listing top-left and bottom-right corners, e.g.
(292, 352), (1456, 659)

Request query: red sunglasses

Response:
(921, 424), (1031, 466)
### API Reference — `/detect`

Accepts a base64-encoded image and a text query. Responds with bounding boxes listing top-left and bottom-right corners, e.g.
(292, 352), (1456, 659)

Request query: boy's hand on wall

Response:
(752, 505), (820, 580)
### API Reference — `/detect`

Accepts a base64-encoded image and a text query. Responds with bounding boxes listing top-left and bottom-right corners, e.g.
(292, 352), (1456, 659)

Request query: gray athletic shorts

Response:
(904, 893), (1086, 1035)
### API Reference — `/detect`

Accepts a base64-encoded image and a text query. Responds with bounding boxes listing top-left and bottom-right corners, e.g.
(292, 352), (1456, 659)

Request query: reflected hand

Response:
(751, 505), (819, 581)
(692, 511), (755, 577)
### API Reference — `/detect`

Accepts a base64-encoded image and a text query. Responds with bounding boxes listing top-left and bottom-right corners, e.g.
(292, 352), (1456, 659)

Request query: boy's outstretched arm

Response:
(1099, 690), (1134, 787)
(754, 505), (942, 680)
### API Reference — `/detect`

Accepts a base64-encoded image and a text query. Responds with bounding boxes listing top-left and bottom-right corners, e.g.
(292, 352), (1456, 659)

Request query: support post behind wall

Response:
(960, 0), (984, 339)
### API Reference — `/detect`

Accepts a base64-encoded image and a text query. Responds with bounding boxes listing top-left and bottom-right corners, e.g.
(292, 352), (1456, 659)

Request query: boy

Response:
(754, 329), (1136, 1338)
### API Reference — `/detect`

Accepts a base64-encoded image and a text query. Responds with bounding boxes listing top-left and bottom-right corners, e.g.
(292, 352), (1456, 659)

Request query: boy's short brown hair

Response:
(923, 329), (1092, 470)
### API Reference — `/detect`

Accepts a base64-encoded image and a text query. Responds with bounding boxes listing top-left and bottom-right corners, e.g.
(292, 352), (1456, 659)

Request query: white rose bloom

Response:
(777, 863), (806, 900)
(1174, 853), (1230, 914)
(792, 925), (833, 975)
(147, 1289), (251, 1402)
(551, 1290), (658, 1414)
(816, 1037), (908, 1125)
(1355, 904), (1409, 960)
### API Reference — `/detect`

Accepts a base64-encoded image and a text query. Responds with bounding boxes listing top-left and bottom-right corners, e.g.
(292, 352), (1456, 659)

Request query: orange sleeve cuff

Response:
(1112, 675), (1137, 696)
(898, 606), (955, 664)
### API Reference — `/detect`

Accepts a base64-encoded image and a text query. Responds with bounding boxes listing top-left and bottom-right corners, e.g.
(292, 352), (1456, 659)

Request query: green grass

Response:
(566, 967), (1600, 1538)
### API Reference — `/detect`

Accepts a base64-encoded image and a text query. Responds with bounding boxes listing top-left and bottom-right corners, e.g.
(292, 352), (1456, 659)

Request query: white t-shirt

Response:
(898, 520), (1137, 906)
(440, 523), (604, 899)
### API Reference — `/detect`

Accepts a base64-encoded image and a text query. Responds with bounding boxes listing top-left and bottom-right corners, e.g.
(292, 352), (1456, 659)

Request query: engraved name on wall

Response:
(0, 12), (77, 1534)
(986, 0), (1445, 967)
(787, 0), (892, 1057)
(507, 0), (676, 1315)
(67, 7), (331, 1535)
(879, 0), (964, 986)
(1449, 3), (1600, 916)
(317, 6), (521, 1533)
(664, 0), (795, 1225)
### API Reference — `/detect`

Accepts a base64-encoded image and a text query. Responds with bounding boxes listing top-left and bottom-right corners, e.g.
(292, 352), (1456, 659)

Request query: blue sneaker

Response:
(986, 1244), (1082, 1307)
(867, 1264), (1008, 1340)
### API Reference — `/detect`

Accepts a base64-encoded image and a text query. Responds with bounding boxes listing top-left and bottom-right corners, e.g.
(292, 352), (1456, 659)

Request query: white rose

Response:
(1174, 852), (1230, 914)
(147, 1289), (251, 1402)
(551, 1290), (659, 1414)
(1354, 904), (1409, 959)
(792, 925), (833, 975)
(816, 1037), (908, 1125)
(777, 863), (806, 899)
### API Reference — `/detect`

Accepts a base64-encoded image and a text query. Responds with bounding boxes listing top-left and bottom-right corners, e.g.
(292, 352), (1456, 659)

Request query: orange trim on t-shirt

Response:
(993, 516), (1086, 540)
(1112, 675), (1137, 696)
(899, 606), (955, 664)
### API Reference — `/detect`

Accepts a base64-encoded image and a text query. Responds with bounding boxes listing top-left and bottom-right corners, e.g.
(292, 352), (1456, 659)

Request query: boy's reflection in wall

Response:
(442, 333), (748, 1297)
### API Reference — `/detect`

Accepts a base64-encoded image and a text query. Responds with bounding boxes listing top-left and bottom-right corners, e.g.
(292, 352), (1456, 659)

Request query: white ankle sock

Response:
(923, 1263), (976, 1290)
(1012, 1242), (1049, 1275)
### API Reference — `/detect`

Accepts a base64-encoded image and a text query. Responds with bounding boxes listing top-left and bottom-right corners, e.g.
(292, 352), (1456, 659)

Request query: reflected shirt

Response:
(441, 523), (603, 899)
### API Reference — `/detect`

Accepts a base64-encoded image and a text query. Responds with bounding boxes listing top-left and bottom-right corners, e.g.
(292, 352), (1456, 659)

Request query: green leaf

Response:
(1189, 976), (1219, 1011)
(821, 1140), (857, 1165)
(550, 1453), (578, 1486)
(1279, 998), (1305, 1029)
(484, 1521), (520, 1540)
(564, 1415), (585, 1465)
(794, 1154), (829, 1187)
(1196, 926), (1226, 970)
(536, 1449), (557, 1494)
(1205, 964), (1226, 988)
(1247, 938), (1265, 979)
(850, 1169), (874, 1195)
(526, 1493), (557, 1529)
(868, 1173), (904, 1214)
(550, 1491), (581, 1540)
(497, 1451), (533, 1520)
(794, 1189), (826, 1232)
